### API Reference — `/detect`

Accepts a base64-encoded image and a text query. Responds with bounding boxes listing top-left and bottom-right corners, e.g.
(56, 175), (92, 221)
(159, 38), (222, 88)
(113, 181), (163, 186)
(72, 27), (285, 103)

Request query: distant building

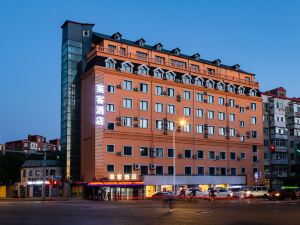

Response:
(0, 144), (5, 151)
(18, 160), (62, 198)
(5, 135), (60, 153)
(262, 87), (300, 187)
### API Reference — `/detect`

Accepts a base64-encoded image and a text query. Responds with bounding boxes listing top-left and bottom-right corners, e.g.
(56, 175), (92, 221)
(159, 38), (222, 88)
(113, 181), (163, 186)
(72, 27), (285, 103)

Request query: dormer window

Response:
(166, 71), (176, 80)
(121, 61), (134, 73)
(192, 53), (200, 60)
(137, 64), (150, 75)
(171, 48), (181, 55)
(249, 89), (257, 97)
(154, 43), (163, 51)
(105, 57), (117, 69)
(232, 64), (240, 70)
(238, 86), (245, 95)
(212, 59), (221, 65)
(206, 79), (215, 89)
(227, 84), (236, 93)
(83, 30), (89, 37)
(217, 81), (225, 91)
(136, 38), (145, 47)
(195, 77), (204, 86)
(182, 74), (192, 84)
(111, 32), (122, 41)
(153, 68), (164, 79)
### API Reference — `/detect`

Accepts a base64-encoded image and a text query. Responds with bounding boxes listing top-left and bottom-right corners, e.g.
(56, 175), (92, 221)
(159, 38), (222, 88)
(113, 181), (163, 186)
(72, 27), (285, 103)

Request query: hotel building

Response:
(61, 21), (264, 198)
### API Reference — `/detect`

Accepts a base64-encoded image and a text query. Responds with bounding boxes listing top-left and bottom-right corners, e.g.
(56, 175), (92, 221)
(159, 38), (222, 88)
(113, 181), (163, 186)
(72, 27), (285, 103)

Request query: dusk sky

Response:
(0, 0), (299, 143)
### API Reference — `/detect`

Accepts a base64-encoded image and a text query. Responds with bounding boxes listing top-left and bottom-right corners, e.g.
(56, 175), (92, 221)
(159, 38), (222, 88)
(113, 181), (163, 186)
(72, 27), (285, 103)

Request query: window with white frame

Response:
(123, 117), (132, 127)
(123, 80), (132, 90)
(249, 89), (257, 96)
(105, 58), (116, 69)
(184, 107), (191, 116)
(240, 121), (245, 128)
(195, 77), (203, 86)
(167, 104), (175, 114)
(137, 65), (149, 75)
(139, 83), (149, 93)
(156, 148), (164, 158)
(208, 110), (214, 119)
(106, 103), (115, 112)
(238, 86), (245, 94)
(240, 107), (245, 113)
(206, 79), (215, 88)
(121, 61), (133, 73)
(251, 117), (257, 125)
(196, 125), (203, 133)
(208, 95), (214, 104)
(155, 120), (163, 129)
(228, 99), (235, 107)
(219, 112), (225, 120)
(218, 97), (225, 105)
(166, 71), (176, 80)
(167, 88), (175, 97)
(183, 91), (191, 100)
(139, 118), (149, 128)
(208, 126), (214, 134)
(229, 113), (236, 122)
(229, 128), (236, 137)
(217, 82), (225, 91)
(219, 127), (226, 136)
(183, 124), (192, 132)
(155, 103), (164, 112)
(227, 84), (236, 93)
(154, 68), (164, 78)
(155, 86), (163, 95)
(251, 103), (257, 110)
(123, 98), (132, 108)
(140, 100), (148, 110)
(168, 121), (175, 131)
(196, 108), (203, 118)
(182, 75), (191, 84)
(107, 85), (115, 93)
(196, 93), (204, 102)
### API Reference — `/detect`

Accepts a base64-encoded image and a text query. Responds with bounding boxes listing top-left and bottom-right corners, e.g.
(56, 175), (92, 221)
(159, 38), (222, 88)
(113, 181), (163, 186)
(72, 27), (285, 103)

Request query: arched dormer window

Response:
(217, 81), (225, 91)
(237, 86), (245, 95)
(105, 57), (117, 69)
(194, 77), (204, 86)
(206, 79), (215, 89)
(121, 61), (134, 73)
(137, 64), (149, 75)
(249, 89), (257, 96)
(227, 84), (236, 93)
(153, 68), (164, 79)
(166, 71), (176, 80)
(182, 74), (192, 84)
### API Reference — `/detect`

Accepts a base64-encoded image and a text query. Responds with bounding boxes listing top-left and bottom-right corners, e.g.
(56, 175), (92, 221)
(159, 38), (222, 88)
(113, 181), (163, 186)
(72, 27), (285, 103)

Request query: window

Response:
(170, 59), (186, 69)
(107, 123), (115, 130)
(220, 152), (226, 160)
(140, 101), (149, 111)
(217, 82), (225, 91)
(83, 30), (90, 37)
(218, 97), (225, 105)
(155, 103), (164, 112)
(219, 127), (226, 136)
(206, 80), (215, 88)
(249, 89), (257, 96)
(120, 47), (126, 56)
(251, 117), (257, 125)
(252, 131), (257, 138)
(229, 128), (236, 137)
(139, 118), (149, 128)
(168, 166), (174, 175)
(241, 152), (246, 159)
(123, 146), (132, 156)
(167, 88), (175, 97)
(196, 109), (204, 118)
(107, 165), (115, 172)
(196, 125), (203, 133)
(136, 51), (147, 60)
(185, 167), (192, 175)
(155, 86), (163, 95)
(123, 80), (132, 90)
(168, 149), (174, 158)
(121, 62), (133, 73)
(251, 103), (257, 110)
(107, 104), (115, 112)
(183, 91), (191, 100)
(197, 150), (204, 159)
(198, 167), (205, 175)
(156, 166), (163, 175)
(220, 168), (226, 175)
(184, 107), (191, 116)
(183, 124), (192, 132)
(182, 76), (191, 84)
(155, 56), (165, 64)
(124, 165), (133, 174)
(238, 86), (245, 94)
(240, 107), (245, 113)
(50, 170), (56, 176)
(195, 77), (203, 86)
(227, 84), (236, 93)
(155, 120), (163, 129)
(196, 93), (204, 102)
(123, 117), (132, 127)
(154, 68), (164, 78)
(228, 99), (235, 107)
(166, 71), (176, 80)
(123, 98), (132, 108)
(229, 113), (236, 122)
(230, 152), (236, 160)
(219, 112), (225, 120)
(208, 95), (214, 104)
(208, 126), (214, 135)
(140, 83), (149, 93)
(253, 155), (258, 163)
(208, 110), (214, 119)
(240, 121), (245, 128)
(108, 45), (116, 53)
(156, 148), (163, 158)
(140, 147), (149, 157)
(209, 151), (215, 160)
(167, 121), (175, 131)
(209, 167), (215, 175)
(107, 85), (115, 93)
(167, 104), (175, 114)
(105, 58), (116, 69)
(241, 168), (246, 174)
(191, 64), (199, 72)
(184, 149), (192, 158)
(231, 168), (237, 176)
(107, 145), (115, 153)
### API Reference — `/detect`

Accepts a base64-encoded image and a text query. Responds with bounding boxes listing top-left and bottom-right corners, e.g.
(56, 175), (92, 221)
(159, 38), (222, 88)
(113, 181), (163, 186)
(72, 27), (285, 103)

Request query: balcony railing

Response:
(89, 46), (259, 87)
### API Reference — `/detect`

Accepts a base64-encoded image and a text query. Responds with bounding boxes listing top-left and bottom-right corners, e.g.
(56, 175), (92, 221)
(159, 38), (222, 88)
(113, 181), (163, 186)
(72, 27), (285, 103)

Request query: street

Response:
(0, 199), (300, 225)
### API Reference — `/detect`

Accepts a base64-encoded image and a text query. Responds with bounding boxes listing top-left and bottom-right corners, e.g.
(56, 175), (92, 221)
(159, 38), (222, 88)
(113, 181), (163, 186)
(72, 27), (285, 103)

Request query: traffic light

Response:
(269, 143), (276, 153)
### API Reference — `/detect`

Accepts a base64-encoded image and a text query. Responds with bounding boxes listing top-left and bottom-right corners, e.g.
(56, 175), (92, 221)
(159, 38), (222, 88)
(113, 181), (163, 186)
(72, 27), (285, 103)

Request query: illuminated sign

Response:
(109, 174), (137, 180)
(95, 83), (105, 125)
(27, 180), (50, 185)
(87, 181), (144, 187)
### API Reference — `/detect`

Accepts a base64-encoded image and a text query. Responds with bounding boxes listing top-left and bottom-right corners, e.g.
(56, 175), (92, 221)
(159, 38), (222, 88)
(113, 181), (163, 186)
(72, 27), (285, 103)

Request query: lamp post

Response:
(173, 119), (186, 195)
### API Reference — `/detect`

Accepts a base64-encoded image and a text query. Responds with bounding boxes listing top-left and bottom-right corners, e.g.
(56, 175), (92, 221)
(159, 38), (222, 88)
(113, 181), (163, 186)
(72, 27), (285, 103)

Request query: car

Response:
(280, 186), (300, 199)
(228, 187), (249, 198)
(245, 186), (269, 198)
(203, 188), (234, 199)
(269, 188), (296, 200)
(186, 188), (204, 198)
(151, 192), (174, 199)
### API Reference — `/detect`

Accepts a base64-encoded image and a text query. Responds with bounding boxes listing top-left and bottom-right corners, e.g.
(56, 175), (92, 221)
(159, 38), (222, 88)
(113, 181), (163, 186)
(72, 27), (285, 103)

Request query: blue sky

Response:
(0, 0), (299, 143)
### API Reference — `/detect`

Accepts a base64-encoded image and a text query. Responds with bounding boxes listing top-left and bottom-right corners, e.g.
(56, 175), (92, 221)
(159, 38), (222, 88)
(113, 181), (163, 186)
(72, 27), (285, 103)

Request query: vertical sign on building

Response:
(95, 84), (105, 125)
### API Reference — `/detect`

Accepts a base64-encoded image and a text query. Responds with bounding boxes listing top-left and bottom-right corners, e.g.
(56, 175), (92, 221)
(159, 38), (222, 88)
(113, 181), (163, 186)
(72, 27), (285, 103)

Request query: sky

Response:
(0, 0), (299, 143)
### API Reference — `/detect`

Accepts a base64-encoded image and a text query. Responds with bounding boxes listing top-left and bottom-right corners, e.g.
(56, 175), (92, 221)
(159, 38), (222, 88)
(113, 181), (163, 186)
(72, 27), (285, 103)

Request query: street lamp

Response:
(172, 119), (186, 195)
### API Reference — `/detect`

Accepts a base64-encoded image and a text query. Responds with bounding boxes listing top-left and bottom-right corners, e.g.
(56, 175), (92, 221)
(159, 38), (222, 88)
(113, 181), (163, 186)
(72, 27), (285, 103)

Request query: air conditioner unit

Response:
(116, 152), (122, 156)
(204, 99), (208, 103)
(149, 164), (156, 170)
(215, 156), (220, 160)
(133, 124), (139, 127)
(133, 117), (139, 121)
(116, 84), (122, 89)
(192, 155), (197, 159)
(176, 95), (181, 102)
(134, 164), (141, 170)
(133, 87), (139, 91)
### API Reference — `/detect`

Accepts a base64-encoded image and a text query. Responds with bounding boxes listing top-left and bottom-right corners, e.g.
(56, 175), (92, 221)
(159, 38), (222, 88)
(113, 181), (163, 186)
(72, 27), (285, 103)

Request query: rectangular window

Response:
(230, 152), (236, 160)
(208, 126), (214, 135)
(123, 98), (132, 108)
(107, 104), (115, 112)
(184, 149), (192, 158)
(141, 166), (149, 175)
(155, 120), (163, 129)
(196, 93), (204, 102)
(220, 152), (226, 160)
(220, 168), (226, 175)
(155, 86), (163, 95)
(208, 110), (214, 119)
(136, 51), (148, 60)
(218, 97), (225, 105)
(155, 55), (165, 64)
(183, 124), (192, 132)
(107, 122), (115, 130)
(229, 113), (236, 122)
(240, 107), (245, 113)
(184, 107), (191, 116)
(208, 95), (214, 104)
(140, 147), (149, 157)
(139, 118), (148, 128)
(140, 83), (149, 93)
(241, 168), (246, 174)
(197, 150), (204, 159)
(185, 167), (192, 175)
(120, 47), (126, 56)
(140, 100), (149, 111)
(251, 117), (257, 125)
(156, 166), (163, 175)
(209, 167), (215, 175)
(252, 131), (258, 138)
(183, 91), (191, 100)
(107, 165), (115, 172)
(240, 121), (245, 128)
(123, 146), (132, 156)
(170, 59), (186, 69)
(167, 88), (175, 97)
(108, 45), (116, 53)
(155, 103), (164, 112)
(196, 109), (203, 118)
(107, 145), (115, 153)
(167, 105), (175, 114)
(167, 121), (175, 131)
(209, 151), (215, 160)
(191, 64), (199, 72)
(241, 152), (246, 159)
(219, 127), (226, 136)
(168, 166), (174, 175)
(198, 167), (205, 175)
(123, 117), (132, 127)
(107, 85), (115, 93)
(156, 148), (164, 158)
(196, 125), (203, 134)
(168, 149), (174, 158)
(251, 103), (257, 110)
(219, 112), (225, 120)
(229, 128), (236, 137)
(228, 99), (235, 107)
(123, 80), (132, 90)
(231, 168), (237, 176)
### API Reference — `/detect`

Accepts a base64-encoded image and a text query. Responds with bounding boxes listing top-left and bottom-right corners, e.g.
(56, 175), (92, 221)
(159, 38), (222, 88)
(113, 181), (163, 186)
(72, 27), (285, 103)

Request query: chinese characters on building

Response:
(109, 174), (137, 180)
(95, 83), (105, 125)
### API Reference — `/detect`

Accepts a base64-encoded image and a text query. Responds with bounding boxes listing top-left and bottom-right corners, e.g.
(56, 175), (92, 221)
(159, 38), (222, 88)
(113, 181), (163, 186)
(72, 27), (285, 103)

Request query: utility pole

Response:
(42, 151), (47, 200)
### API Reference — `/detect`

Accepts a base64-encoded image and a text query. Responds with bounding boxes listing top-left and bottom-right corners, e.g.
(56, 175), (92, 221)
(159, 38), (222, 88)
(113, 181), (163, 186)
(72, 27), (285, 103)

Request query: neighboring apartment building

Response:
(262, 87), (300, 187)
(5, 135), (60, 152)
(61, 21), (264, 199)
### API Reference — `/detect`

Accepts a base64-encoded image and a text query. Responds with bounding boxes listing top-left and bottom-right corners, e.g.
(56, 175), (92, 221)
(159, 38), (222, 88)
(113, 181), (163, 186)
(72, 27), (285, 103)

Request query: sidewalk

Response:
(0, 197), (83, 202)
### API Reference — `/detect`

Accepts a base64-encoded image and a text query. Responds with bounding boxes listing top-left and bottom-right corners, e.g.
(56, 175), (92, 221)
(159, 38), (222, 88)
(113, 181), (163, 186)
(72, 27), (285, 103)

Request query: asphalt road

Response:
(0, 199), (299, 225)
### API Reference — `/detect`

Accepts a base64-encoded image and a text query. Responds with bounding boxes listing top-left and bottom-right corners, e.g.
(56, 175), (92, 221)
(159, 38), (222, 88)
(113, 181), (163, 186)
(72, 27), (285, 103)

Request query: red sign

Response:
(269, 144), (276, 153)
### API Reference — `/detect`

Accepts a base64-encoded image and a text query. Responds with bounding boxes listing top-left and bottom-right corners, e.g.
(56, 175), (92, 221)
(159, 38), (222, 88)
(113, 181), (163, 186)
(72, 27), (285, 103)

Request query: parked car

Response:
(245, 186), (269, 198)
(186, 188), (204, 198)
(151, 192), (174, 199)
(228, 187), (249, 198)
(280, 186), (300, 199)
(269, 188), (296, 200)
(203, 188), (234, 198)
